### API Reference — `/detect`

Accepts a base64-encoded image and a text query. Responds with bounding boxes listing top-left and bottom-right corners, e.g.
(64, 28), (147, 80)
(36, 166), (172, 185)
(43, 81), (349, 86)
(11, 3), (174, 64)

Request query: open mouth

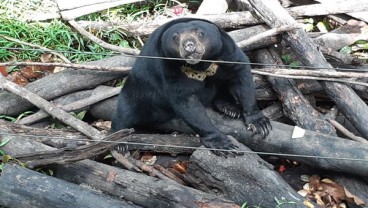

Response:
(186, 52), (203, 64)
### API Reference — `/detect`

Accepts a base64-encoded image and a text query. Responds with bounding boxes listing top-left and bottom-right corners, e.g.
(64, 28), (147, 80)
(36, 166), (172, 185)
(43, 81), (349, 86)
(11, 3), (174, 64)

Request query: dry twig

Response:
(17, 87), (121, 125)
(68, 20), (140, 55)
(0, 74), (103, 140)
(0, 34), (70, 63)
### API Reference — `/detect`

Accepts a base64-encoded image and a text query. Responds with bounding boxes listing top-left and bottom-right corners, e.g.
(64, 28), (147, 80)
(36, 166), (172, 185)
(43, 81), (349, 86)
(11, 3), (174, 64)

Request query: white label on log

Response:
(292, 126), (306, 138)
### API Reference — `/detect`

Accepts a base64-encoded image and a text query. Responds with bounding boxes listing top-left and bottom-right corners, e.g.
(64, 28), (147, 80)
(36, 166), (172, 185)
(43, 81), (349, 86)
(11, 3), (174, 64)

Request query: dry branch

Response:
(68, 20), (140, 55)
(12, 129), (132, 168)
(237, 25), (297, 48)
(0, 129), (239, 208)
(0, 34), (70, 63)
(248, 0), (368, 139)
(0, 55), (132, 116)
(17, 86), (121, 125)
(0, 164), (140, 208)
(255, 48), (336, 135)
(57, 0), (144, 20)
(0, 74), (104, 140)
(2, 61), (368, 80)
(287, 1), (368, 17)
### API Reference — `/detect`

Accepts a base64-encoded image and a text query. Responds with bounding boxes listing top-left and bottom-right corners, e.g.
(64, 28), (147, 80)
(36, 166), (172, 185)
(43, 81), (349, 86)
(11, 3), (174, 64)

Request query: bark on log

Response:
(229, 25), (281, 50)
(315, 0), (368, 22)
(248, 0), (368, 139)
(0, 124), (239, 208)
(0, 119), (87, 148)
(57, 0), (144, 20)
(56, 160), (239, 208)
(87, 98), (368, 177)
(254, 48), (336, 135)
(0, 164), (140, 208)
(0, 55), (134, 116)
(196, 0), (228, 15)
(287, 1), (368, 17)
(184, 141), (306, 207)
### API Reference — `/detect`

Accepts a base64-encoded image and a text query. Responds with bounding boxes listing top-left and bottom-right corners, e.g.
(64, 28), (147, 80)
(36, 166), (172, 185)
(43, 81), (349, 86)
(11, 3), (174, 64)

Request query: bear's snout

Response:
(183, 40), (196, 53)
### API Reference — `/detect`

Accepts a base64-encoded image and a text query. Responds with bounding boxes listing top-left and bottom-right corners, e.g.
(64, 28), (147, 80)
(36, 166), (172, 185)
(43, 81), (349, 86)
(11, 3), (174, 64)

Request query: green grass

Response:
(0, 18), (117, 63)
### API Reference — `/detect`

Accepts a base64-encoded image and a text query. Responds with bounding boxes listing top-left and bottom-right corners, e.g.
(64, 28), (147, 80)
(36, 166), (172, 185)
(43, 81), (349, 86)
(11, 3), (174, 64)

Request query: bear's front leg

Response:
(228, 66), (272, 138)
(169, 94), (241, 157)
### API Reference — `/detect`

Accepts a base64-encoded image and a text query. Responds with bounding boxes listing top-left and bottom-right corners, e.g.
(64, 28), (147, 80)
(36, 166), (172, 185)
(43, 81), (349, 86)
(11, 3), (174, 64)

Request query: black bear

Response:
(112, 18), (271, 156)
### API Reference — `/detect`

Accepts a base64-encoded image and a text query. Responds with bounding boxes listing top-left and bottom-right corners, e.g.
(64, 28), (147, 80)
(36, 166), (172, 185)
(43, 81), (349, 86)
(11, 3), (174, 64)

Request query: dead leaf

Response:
(303, 175), (366, 207)
(40, 53), (53, 62)
(8, 71), (28, 86)
(344, 187), (366, 206)
(92, 120), (111, 130)
(20, 65), (42, 79)
(141, 152), (157, 165)
(0, 66), (8, 76)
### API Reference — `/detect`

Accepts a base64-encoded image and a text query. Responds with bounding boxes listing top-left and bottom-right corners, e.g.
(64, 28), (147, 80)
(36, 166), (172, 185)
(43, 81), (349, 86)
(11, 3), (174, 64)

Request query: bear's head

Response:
(161, 20), (223, 65)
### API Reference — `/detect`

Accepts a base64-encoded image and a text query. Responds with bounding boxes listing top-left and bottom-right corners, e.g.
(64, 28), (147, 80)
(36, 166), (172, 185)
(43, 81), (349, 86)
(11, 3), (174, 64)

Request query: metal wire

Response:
(1, 132), (367, 162)
(1, 47), (368, 162)
(1, 46), (368, 72)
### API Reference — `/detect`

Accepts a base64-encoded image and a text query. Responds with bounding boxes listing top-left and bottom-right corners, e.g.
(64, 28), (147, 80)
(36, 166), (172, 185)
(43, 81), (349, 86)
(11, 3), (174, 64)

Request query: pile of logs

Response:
(0, 0), (368, 207)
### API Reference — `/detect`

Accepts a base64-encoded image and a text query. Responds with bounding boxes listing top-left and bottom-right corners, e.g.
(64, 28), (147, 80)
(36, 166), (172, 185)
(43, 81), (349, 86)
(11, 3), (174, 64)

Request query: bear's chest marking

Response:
(180, 63), (218, 81)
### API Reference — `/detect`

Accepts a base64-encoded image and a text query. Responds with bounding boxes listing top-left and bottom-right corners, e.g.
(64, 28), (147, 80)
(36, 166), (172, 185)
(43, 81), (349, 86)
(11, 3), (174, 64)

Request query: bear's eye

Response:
(173, 34), (179, 41)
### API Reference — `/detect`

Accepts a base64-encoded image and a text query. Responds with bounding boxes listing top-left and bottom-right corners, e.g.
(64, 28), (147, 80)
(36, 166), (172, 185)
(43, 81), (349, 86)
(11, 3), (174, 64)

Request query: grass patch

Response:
(0, 18), (117, 63)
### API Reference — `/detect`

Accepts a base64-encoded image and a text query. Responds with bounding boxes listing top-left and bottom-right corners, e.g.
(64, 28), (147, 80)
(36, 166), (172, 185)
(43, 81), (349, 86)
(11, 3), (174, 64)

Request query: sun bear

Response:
(111, 18), (271, 156)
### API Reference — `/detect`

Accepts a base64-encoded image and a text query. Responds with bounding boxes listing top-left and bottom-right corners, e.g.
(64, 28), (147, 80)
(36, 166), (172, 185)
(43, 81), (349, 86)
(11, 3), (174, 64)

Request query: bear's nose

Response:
(183, 41), (196, 53)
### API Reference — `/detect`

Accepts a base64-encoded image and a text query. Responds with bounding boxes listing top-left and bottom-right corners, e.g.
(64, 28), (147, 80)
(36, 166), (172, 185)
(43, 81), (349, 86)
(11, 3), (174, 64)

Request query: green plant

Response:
(0, 138), (11, 171)
(71, 110), (87, 120)
(0, 18), (115, 63)
(0, 138), (11, 156)
(274, 197), (296, 208)
(0, 115), (17, 122)
(281, 54), (301, 69)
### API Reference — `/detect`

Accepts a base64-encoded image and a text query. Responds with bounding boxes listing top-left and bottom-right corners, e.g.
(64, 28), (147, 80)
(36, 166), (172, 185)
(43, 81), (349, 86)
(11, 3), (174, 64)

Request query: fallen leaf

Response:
(172, 163), (186, 174)
(20, 65), (42, 79)
(0, 66), (8, 76)
(344, 187), (366, 206)
(141, 152), (157, 165)
(40, 53), (53, 62)
(8, 71), (28, 86)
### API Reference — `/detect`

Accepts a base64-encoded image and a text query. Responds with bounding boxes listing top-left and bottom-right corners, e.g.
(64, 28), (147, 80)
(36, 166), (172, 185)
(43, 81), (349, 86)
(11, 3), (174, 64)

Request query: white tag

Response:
(292, 126), (306, 138)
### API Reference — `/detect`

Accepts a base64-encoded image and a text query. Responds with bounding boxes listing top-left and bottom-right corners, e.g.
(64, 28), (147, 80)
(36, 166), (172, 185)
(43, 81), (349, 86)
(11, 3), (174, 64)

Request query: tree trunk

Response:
(248, 0), (368, 139)
(0, 164), (140, 208)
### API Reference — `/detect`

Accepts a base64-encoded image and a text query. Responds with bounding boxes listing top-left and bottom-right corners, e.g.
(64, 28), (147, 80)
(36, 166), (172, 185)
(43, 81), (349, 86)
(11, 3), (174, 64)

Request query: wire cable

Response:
(1, 46), (368, 72)
(1, 132), (367, 162)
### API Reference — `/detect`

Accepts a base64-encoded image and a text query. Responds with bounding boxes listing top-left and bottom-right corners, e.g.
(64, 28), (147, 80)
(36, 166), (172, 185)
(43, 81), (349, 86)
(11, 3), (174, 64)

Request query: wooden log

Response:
(78, 12), (261, 37)
(315, 0), (368, 22)
(17, 86), (120, 125)
(0, 164), (140, 208)
(287, 1), (368, 17)
(314, 19), (368, 50)
(254, 48), (336, 135)
(0, 55), (134, 116)
(248, 0), (368, 139)
(184, 141), (307, 207)
(0, 124), (239, 208)
(86, 98), (368, 177)
(196, 0), (228, 14)
(0, 119), (87, 148)
(229, 25), (281, 50)
(56, 0), (144, 20)
(56, 160), (239, 208)
(11, 129), (132, 168)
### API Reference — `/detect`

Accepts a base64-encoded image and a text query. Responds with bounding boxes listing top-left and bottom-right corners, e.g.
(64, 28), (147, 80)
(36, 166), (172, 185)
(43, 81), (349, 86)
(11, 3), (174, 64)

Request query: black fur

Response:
(112, 18), (271, 156)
